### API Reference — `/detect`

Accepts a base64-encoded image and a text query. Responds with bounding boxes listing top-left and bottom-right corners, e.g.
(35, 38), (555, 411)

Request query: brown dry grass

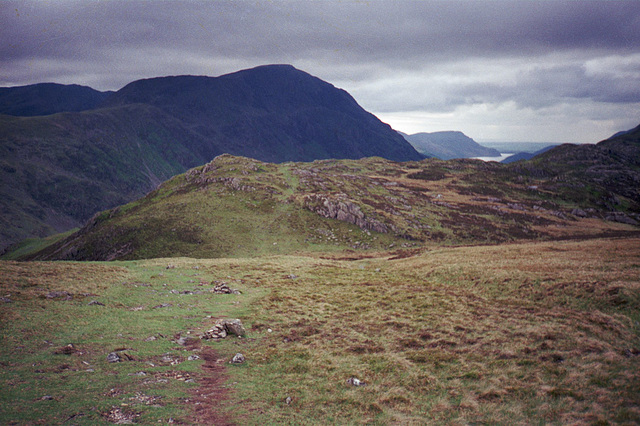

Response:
(228, 237), (640, 424)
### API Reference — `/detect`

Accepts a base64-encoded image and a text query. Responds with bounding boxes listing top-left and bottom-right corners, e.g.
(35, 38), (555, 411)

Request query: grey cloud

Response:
(1, 1), (640, 142)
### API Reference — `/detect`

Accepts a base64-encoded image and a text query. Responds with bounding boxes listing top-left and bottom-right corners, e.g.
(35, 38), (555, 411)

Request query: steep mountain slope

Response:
(21, 147), (639, 261)
(0, 83), (111, 116)
(0, 104), (209, 249)
(0, 65), (422, 250)
(103, 65), (423, 163)
(400, 130), (500, 159)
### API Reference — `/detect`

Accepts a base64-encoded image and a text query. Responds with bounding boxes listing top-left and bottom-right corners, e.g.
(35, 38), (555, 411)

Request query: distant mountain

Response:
(501, 145), (557, 163)
(0, 65), (423, 251)
(102, 65), (423, 163)
(607, 124), (639, 140)
(0, 83), (112, 116)
(399, 131), (500, 160)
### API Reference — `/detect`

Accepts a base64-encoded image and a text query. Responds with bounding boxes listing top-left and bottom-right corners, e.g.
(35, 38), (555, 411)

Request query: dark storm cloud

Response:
(1, 0), (640, 142)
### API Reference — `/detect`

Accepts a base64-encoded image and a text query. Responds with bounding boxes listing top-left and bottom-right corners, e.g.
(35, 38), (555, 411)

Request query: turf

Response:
(1, 237), (639, 424)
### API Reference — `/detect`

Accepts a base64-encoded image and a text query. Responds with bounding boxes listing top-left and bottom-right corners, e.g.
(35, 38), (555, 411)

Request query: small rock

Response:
(346, 377), (366, 387)
(55, 344), (78, 355)
(176, 336), (197, 346)
(285, 396), (293, 405)
(230, 353), (245, 364)
(571, 208), (587, 218)
(128, 371), (146, 376)
(187, 355), (200, 361)
(0, 297), (12, 303)
(144, 336), (157, 342)
(201, 324), (227, 340)
(267, 328), (273, 333)
(107, 352), (121, 363)
(152, 303), (172, 309)
(286, 274), (298, 280)
(88, 300), (105, 306)
(46, 291), (72, 300)
(40, 395), (54, 401)
(212, 282), (241, 294)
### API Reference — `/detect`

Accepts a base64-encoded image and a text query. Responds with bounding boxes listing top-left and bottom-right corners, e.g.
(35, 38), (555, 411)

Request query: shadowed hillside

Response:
(0, 65), (422, 251)
(20, 131), (640, 260)
(0, 83), (111, 116)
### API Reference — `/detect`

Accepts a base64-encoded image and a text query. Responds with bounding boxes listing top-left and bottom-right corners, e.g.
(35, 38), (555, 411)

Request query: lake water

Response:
(473, 153), (515, 162)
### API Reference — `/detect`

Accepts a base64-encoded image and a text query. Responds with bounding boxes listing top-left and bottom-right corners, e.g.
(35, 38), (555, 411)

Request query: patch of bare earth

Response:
(187, 346), (235, 426)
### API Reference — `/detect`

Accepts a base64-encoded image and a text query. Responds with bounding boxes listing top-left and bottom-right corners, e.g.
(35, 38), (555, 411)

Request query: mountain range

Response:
(0, 65), (423, 251)
(400, 131), (500, 160)
(17, 124), (640, 261)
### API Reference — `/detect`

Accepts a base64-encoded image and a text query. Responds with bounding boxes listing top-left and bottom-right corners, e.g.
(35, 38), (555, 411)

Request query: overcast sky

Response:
(2, 1), (639, 143)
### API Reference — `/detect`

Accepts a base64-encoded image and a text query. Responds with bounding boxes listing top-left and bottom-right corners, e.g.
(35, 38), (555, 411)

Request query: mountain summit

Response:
(102, 64), (423, 163)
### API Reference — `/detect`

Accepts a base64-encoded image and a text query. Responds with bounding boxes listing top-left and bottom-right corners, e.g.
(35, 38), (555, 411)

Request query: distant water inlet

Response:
(473, 153), (515, 162)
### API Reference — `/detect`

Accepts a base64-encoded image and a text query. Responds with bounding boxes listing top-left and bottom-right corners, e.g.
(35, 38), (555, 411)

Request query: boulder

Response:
(221, 319), (246, 337)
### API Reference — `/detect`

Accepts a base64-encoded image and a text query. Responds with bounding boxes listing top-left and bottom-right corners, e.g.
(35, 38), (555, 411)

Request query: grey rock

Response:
(285, 396), (293, 405)
(46, 291), (72, 300)
(346, 377), (366, 386)
(230, 353), (245, 364)
(107, 352), (121, 363)
(605, 212), (638, 225)
(221, 319), (246, 337)
(40, 395), (54, 400)
(88, 300), (105, 306)
(176, 335), (197, 346)
(303, 194), (388, 234)
(212, 282), (241, 294)
(152, 303), (172, 309)
(571, 208), (587, 218)
(187, 355), (200, 361)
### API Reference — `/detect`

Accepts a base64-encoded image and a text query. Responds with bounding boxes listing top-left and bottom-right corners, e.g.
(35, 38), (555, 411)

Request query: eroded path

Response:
(188, 346), (235, 425)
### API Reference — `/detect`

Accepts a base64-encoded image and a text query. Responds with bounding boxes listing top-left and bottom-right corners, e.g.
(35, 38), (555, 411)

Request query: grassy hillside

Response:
(0, 104), (210, 252)
(19, 151), (639, 261)
(2, 237), (639, 424)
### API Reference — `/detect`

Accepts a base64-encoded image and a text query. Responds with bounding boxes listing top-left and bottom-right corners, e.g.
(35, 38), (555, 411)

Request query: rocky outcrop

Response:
(302, 194), (388, 234)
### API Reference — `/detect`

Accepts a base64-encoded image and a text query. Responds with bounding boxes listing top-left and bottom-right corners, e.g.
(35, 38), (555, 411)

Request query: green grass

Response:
(1, 228), (78, 260)
(3, 237), (638, 424)
(0, 258), (263, 424)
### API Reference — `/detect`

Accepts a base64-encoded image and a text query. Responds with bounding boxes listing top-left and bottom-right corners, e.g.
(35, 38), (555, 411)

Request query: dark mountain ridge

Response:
(0, 65), (423, 250)
(102, 65), (422, 163)
(0, 83), (112, 116)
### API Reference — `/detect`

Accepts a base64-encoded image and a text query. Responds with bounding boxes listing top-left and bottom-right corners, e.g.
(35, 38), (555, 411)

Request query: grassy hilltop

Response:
(18, 146), (639, 261)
